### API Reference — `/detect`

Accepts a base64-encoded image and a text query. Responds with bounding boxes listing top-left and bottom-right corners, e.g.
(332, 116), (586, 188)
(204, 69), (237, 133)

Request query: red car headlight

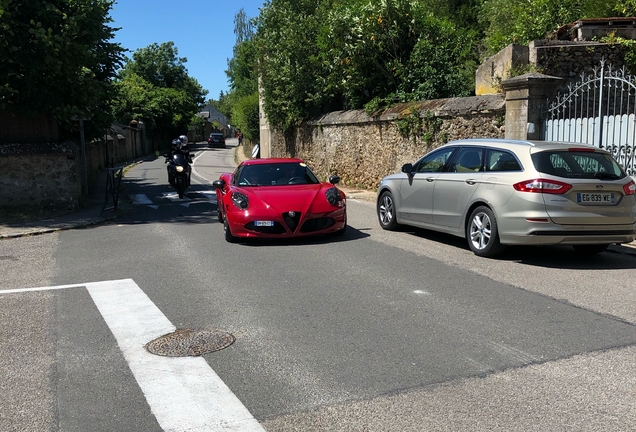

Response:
(231, 192), (249, 209)
(326, 187), (341, 206)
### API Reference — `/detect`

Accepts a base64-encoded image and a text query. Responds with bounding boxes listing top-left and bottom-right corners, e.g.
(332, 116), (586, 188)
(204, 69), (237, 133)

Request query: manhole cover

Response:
(145, 328), (235, 357)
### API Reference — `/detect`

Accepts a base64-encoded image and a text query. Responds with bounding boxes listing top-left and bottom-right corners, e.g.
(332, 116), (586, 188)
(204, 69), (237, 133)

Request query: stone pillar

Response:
(475, 43), (529, 96)
(501, 73), (562, 141)
(258, 76), (271, 158)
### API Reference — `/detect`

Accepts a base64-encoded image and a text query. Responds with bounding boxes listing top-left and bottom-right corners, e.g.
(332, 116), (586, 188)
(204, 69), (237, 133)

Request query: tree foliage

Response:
(224, 8), (260, 141)
(256, 0), (326, 131)
(112, 42), (207, 144)
(479, 0), (621, 54)
(319, 0), (477, 110)
(0, 0), (125, 140)
(255, 0), (477, 131)
(225, 0), (630, 133)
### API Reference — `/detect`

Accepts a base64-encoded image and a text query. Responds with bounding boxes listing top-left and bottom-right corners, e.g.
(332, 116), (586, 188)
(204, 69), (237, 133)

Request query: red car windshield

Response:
(235, 163), (319, 186)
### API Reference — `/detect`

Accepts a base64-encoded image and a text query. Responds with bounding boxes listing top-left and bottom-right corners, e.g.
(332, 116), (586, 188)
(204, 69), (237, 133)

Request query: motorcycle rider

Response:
(166, 137), (192, 188)
(179, 134), (188, 149)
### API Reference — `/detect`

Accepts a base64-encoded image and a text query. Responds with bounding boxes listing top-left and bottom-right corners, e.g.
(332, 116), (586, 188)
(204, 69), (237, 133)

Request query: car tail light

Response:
(568, 147), (596, 152)
(624, 180), (636, 196)
(513, 179), (572, 194)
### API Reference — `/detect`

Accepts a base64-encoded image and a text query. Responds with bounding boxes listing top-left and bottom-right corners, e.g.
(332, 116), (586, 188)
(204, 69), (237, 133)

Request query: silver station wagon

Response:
(376, 139), (636, 257)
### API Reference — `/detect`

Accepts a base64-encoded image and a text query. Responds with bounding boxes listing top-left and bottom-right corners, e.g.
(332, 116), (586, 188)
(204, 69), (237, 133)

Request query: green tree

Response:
(256, 0), (325, 132)
(224, 8), (260, 140)
(320, 0), (477, 110)
(0, 0), (125, 140)
(479, 0), (621, 54)
(113, 42), (207, 144)
(231, 92), (260, 142)
(615, 0), (636, 16)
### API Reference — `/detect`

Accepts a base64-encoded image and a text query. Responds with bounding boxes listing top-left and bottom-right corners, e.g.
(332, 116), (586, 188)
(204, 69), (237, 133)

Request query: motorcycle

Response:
(164, 149), (192, 199)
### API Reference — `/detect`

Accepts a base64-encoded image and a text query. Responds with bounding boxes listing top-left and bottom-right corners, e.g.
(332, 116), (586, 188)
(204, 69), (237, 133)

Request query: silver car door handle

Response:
(465, 179), (478, 185)
(426, 177), (435, 182)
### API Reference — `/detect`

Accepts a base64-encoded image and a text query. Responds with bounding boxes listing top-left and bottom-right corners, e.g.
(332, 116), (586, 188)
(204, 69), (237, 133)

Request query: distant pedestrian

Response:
(237, 130), (243, 146)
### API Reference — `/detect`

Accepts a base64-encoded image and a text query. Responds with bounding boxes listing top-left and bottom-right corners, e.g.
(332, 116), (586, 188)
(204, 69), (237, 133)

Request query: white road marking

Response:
(132, 194), (154, 205)
(1, 279), (264, 432)
(198, 191), (218, 204)
(163, 192), (191, 202)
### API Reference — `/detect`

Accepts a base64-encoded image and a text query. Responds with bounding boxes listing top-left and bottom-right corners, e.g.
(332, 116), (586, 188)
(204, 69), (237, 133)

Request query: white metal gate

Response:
(543, 59), (636, 176)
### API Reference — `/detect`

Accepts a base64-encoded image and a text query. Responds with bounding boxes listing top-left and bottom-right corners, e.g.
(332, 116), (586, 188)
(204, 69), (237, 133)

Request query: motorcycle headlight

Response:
(231, 192), (249, 209)
(176, 166), (184, 173)
(326, 187), (341, 206)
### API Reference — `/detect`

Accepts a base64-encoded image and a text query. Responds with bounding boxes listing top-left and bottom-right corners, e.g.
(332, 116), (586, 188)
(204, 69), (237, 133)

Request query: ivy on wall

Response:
(396, 107), (444, 143)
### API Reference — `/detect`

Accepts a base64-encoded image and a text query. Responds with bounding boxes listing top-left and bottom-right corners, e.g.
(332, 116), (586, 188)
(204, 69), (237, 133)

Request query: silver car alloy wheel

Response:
(379, 194), (394, 226)
(469, 211), (492, 251)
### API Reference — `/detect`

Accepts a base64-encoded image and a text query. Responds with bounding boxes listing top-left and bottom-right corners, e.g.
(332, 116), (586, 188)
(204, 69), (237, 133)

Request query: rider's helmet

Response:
(179, 135), (188, 146)
(171, 138), (181, 149)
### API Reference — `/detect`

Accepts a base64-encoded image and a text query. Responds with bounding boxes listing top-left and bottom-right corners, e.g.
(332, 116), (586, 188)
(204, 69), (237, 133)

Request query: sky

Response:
(108, 0), (266, 102)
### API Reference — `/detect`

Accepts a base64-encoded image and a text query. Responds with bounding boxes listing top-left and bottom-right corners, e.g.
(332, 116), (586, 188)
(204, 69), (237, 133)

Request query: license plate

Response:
(577, 192), (615, 204)
(255, 220), (274, 227)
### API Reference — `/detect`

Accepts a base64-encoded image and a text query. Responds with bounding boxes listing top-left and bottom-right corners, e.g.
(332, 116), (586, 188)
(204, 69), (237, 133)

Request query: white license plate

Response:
(577, 192), (615, 204)
(255, 220), (274, 227)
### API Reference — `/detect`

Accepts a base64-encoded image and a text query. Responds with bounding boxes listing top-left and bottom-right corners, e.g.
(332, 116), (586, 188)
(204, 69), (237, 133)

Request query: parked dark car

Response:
(208, 133), (226, 148)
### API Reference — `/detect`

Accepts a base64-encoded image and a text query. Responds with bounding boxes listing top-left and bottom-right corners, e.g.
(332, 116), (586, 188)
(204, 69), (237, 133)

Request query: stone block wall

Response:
(270, 95), (505, 190)
(530, 41), (629, 82)
(0, 123), (146, 209)
(476, 44), (529, 95)
(475, 41), (631, 97)
(0, 142), (81, 209)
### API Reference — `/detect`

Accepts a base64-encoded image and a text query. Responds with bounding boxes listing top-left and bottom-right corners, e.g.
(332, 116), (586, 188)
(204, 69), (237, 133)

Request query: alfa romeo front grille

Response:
(283, 212), (302, 232)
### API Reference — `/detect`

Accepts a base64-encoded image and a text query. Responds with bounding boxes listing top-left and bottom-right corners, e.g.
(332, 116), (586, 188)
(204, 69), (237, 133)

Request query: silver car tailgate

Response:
(543, 180), (636, 225)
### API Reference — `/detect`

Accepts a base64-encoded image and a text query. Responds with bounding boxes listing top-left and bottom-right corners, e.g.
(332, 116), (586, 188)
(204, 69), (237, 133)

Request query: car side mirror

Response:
(212, 179), (226, 189)
(401, 163), (413, 174)
(329, 175), (341, 185)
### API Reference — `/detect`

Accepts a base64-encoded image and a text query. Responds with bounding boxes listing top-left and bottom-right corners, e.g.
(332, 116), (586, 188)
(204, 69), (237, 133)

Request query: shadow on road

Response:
(399, 226), (635, 270)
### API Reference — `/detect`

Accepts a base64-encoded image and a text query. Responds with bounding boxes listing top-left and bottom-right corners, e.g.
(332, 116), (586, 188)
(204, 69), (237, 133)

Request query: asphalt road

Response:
(2, 140), (636, 432)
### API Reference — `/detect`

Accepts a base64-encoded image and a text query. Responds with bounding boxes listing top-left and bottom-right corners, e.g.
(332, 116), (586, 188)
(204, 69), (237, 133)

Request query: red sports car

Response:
(213, 158), (347, 242)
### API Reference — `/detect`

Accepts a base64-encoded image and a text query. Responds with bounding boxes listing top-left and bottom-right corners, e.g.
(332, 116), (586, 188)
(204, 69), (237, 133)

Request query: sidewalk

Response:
(1, 148), (635, 257)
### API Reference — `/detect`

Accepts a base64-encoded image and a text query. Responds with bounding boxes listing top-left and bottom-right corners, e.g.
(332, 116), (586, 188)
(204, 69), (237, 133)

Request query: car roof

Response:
(210, 132), (223, 135)
(241, 158), (304, 166)
(442, 138), (602, 153)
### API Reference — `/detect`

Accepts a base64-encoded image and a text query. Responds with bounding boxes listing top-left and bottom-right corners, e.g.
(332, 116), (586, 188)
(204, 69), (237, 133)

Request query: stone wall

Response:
(270, 95), (505, 190)
(530, 41), (629, 82)
(0, 123), (146, 210)
(476, 44), (529, 95)
(476, 41), (631, 97)
(0, 142), (81, 209)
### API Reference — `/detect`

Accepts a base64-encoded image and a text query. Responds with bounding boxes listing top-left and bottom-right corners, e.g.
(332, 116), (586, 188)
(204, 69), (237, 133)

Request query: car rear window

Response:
(531, 150), (626, 180)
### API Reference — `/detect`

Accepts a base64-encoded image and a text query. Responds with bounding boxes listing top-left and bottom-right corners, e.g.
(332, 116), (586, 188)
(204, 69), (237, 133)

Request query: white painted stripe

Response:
(163, 192), (191, 202)
(86, 279), (264, 432)
(198, 191), (218, 204)
(2, 279), (264, 432)
(0, 283), (85, 294)
(132, 194), (154, 205)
